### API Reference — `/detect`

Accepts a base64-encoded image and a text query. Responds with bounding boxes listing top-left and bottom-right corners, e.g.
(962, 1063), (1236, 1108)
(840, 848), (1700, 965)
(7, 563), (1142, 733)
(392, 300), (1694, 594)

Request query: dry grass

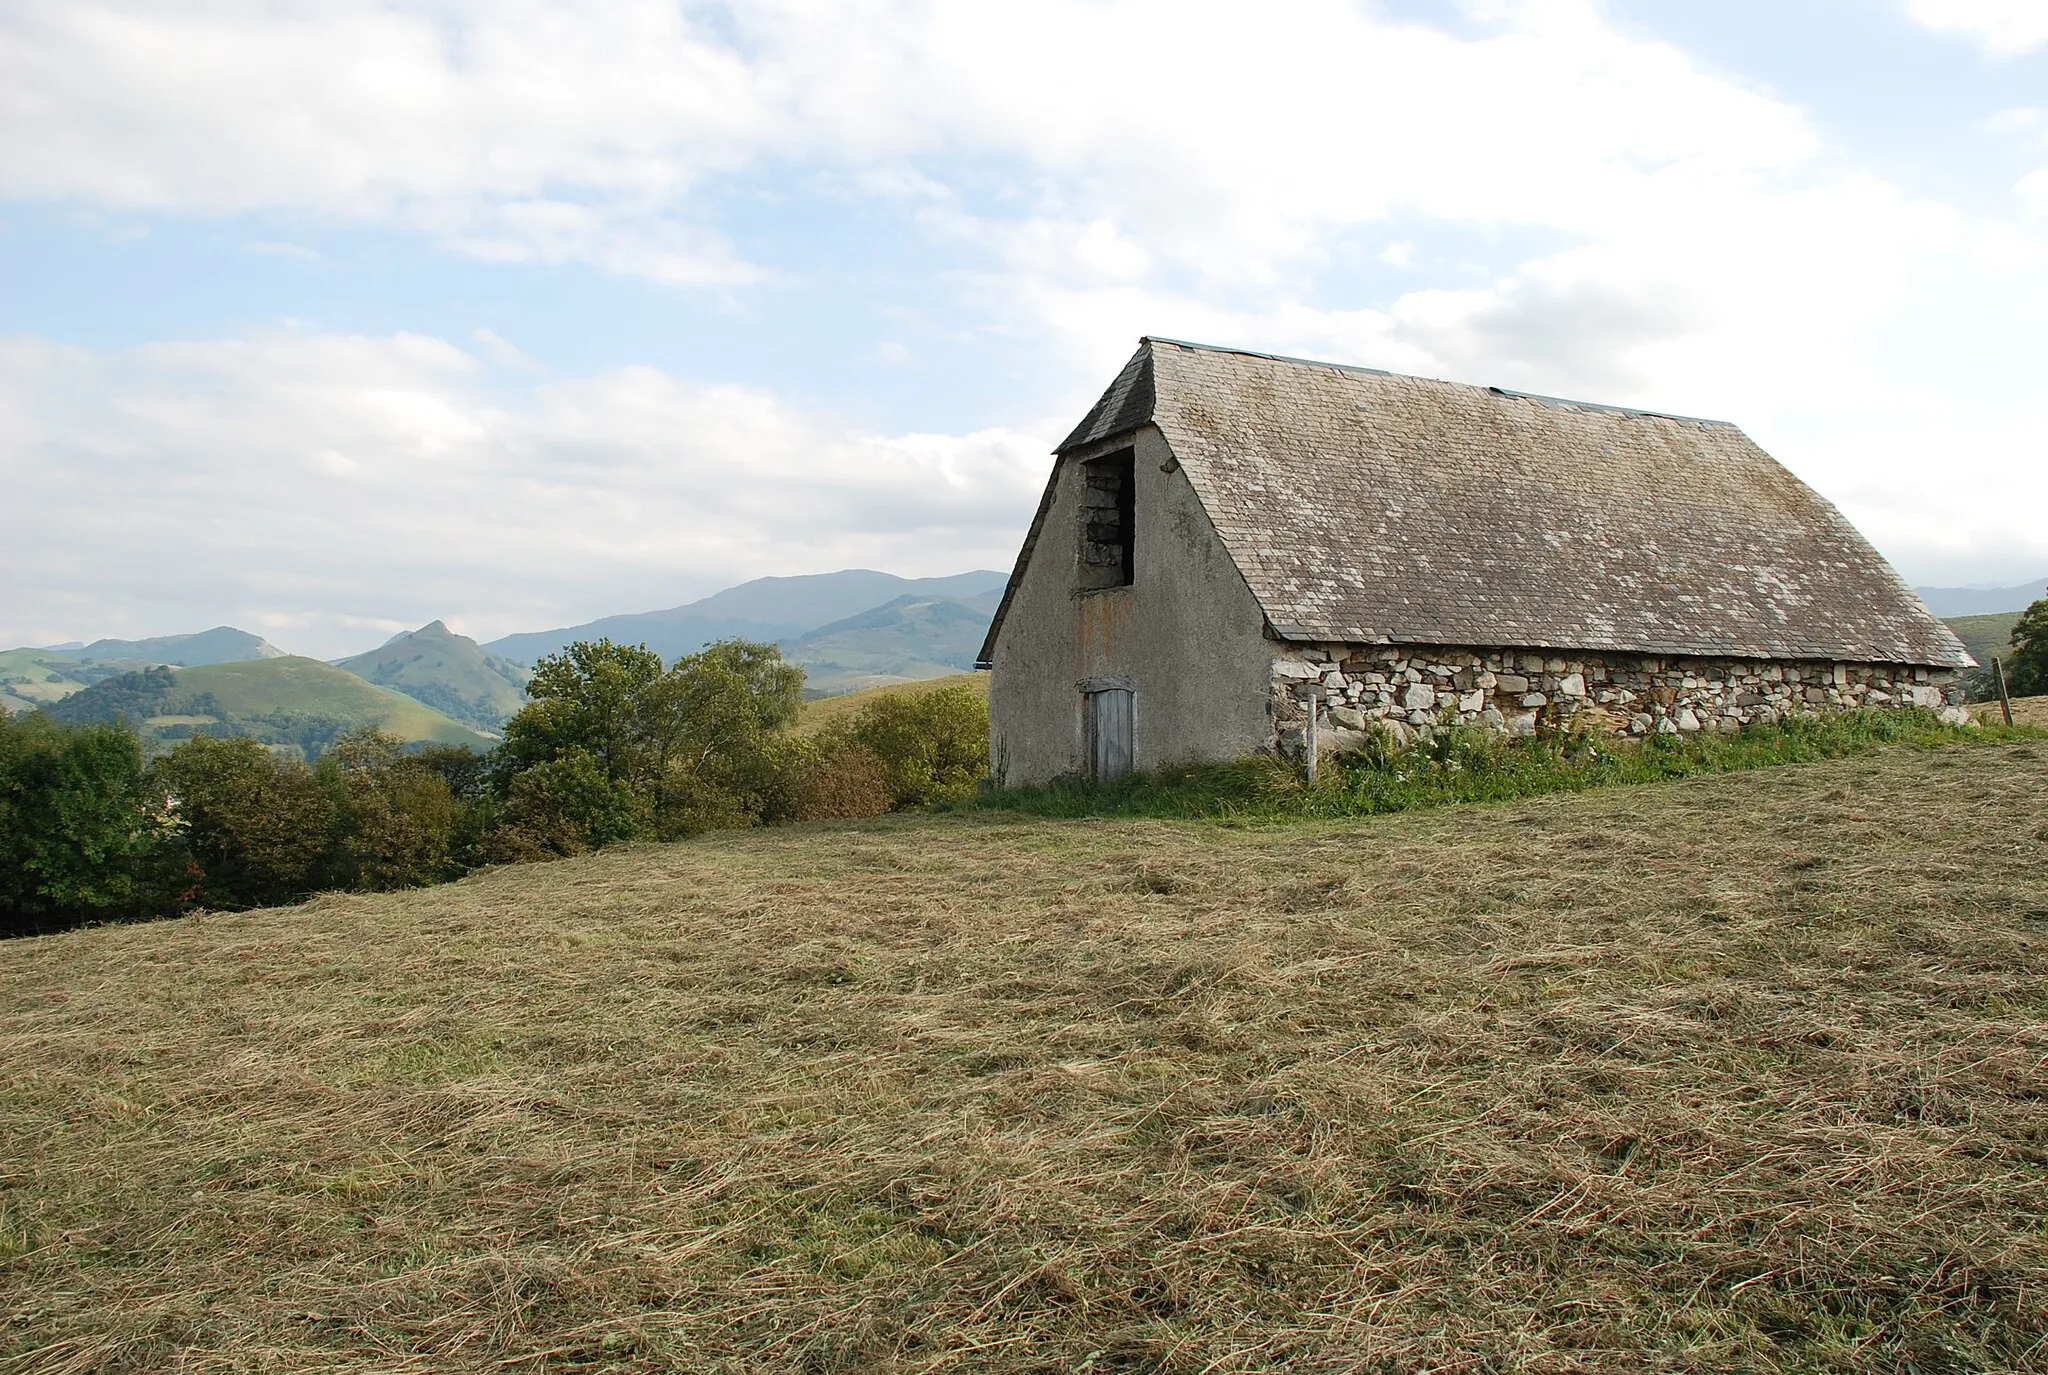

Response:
(4, 740), (2048, 1373)
(796, 673), (987, 737)
(1974, 694), (2048, 729)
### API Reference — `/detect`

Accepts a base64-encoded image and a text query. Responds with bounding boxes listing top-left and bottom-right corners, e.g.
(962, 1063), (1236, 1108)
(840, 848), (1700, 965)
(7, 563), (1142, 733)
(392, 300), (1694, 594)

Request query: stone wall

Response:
(1270, 644), (1967, 756)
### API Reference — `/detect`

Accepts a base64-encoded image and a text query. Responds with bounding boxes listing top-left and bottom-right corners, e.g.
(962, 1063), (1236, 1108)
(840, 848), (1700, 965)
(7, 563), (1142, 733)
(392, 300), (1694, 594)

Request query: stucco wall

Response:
(1270, 643), (1968, 756)
(987, 426), (1273, 786)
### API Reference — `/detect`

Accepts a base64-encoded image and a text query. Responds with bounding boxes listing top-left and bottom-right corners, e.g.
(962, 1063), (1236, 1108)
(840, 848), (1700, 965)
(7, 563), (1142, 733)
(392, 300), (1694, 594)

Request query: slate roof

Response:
(982, 339), (1968, 668)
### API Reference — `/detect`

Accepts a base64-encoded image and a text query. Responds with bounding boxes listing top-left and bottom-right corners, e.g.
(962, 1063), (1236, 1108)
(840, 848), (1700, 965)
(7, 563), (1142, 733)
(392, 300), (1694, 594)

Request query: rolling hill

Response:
(44, 656), (492, 758)
(4, 742), (2044, 1368)
(333, 621), (528, 733)
(486, 569), (1008, 667)
(793, 670), (986, 735)
(1943, 612), (2024, 701)
(0, 627), (288, 716)
(1945, 612), (2020, 668)
(783, 590), (1003, 695)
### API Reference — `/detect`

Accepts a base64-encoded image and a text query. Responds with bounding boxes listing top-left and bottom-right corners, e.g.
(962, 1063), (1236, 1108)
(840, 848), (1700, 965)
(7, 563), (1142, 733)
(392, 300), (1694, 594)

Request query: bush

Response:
(151, 735), (335, 909)
(484, 748), (643, 862)
(493, 638), (806, 845)
(843, 684), (989, 809)
(789, 740), (896, 821)
(316, 730), (461, 891)
(1, 714), (183, 935)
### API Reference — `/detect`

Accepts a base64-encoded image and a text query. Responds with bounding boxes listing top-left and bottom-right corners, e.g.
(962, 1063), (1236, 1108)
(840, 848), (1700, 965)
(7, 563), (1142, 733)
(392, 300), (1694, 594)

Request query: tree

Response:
(639, 640), (805, 835)
(496, 639), (667, 792)
(0, 714), (183, 934)
(317, 730), (461, 891)
(489, 638), (806, 848)
(151, 735), (335, 909)
(2007, 589), (2048, 698)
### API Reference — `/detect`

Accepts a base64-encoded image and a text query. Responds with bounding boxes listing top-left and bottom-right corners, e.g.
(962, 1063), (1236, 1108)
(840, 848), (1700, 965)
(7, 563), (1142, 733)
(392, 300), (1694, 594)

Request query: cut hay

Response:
(4, 740), (2047, 1371)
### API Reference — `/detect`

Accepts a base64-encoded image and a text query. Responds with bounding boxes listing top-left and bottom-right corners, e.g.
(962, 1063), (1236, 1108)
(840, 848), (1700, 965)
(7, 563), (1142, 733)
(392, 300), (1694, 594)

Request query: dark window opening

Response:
(1078, 448), (1135, 589)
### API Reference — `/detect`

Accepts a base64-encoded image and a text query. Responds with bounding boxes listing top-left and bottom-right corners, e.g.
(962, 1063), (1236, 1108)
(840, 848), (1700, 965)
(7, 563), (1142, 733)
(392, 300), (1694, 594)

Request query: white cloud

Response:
(0, 329), (1047, 656)
(0, 0), (1844, 288)
(1, 0), (2043, 622)
(1903, 0), (2048, 55)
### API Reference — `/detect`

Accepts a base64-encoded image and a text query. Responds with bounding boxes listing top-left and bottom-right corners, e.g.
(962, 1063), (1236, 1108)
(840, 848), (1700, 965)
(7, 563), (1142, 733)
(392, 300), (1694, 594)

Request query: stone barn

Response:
(975, 338), (1971, 787)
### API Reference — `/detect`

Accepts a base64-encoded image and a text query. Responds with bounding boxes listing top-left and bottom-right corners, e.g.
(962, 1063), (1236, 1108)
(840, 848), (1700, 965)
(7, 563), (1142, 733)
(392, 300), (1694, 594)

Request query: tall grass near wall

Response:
(973, 708), (2043, 822)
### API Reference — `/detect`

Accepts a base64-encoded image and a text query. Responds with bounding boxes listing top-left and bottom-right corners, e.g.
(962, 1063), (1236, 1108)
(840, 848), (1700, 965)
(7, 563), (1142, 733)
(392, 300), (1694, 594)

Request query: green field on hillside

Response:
(0, 648), (105, 714)
(794, 669), (987, 735)
(1, 629), (286, 716)
(46, 657), (492, 757)
(4, 739), (2044, 1370)
(1945, 611), (2020, 668)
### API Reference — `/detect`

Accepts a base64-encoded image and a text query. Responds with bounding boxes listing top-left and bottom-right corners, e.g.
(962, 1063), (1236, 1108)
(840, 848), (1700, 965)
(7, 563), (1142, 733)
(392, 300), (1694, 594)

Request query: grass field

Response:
(795, 670), (987, 735)
(4, 738), (2047, 1371)
(172, 658), (490, 752)
(1974, 694), (2048, 729)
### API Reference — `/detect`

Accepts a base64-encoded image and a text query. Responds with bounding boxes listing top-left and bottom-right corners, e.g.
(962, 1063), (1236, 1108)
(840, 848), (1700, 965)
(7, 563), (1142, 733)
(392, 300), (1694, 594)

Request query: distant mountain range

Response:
(785, 588), (1006, 694)
(2, 569), (1013, 746)
(1914, 579), (2047, 618)
(484, 569), (1008, 666)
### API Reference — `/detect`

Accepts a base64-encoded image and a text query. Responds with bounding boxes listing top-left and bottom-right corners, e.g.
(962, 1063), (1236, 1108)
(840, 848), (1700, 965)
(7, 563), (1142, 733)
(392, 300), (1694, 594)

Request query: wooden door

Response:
(1087, 688), (1134, 781)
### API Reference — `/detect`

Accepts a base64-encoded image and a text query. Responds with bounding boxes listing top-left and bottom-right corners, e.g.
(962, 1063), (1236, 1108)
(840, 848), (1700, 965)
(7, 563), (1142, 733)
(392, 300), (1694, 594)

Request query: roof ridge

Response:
(1141, 336), (1737, 429)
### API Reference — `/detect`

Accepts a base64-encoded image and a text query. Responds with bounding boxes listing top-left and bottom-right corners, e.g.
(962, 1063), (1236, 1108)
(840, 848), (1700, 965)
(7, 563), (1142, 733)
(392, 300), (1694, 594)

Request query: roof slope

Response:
(1015, 339), (1965, 668)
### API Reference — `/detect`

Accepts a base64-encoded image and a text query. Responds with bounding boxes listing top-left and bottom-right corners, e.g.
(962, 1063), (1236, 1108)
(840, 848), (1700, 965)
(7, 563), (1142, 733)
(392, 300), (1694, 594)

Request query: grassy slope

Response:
(174, 658), (493, 749)
(0, 648), (94, 713)
(4, 740), (2047, 1371)
(1945, 612), (2020, 668)
(331, 622), (528, 734)
(1974, 694), (2048, 728)
(794, 669), (986, 735)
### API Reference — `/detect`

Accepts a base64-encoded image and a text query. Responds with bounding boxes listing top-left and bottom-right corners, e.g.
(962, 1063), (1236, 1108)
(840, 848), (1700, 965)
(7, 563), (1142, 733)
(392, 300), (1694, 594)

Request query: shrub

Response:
(844, 684), (989, 809)
(316, 730), (461, 891)
(495, 638), (807, 844)
(484, 747), (643, 862)
(151, 735), (335, 909)
(790, 740), (896, 821)
(0, 714), (183, 934)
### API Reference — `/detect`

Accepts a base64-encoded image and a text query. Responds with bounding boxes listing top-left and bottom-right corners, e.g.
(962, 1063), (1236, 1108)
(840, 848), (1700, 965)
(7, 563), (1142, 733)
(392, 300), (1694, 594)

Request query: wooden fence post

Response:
(1993, 656), (2015, 728)
(1295, 682), (1321, 783)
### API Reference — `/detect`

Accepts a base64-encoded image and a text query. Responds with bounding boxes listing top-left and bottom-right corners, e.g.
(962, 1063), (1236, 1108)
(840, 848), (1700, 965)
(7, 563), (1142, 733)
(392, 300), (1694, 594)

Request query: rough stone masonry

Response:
(1271, 645), (1967, 757)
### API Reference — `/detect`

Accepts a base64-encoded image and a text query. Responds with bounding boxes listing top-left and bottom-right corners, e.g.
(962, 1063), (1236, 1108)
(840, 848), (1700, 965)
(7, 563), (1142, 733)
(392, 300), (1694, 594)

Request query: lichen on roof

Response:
(1045, 338), (1966, 668)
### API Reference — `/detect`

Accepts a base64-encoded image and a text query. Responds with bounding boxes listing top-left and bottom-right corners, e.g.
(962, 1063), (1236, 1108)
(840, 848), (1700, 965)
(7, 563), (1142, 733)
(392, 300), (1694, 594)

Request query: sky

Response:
(3, 0), (2045, 658)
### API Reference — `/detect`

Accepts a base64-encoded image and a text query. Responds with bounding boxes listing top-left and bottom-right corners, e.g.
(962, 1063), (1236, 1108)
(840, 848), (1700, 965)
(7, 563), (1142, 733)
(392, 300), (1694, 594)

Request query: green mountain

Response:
(487, 569), (1008, 666)
(1945, 612), (2023, 702)
(78, 626), (286, 665)
(1945, 613), (2019, 667)
(43, 657), (492, 759)
(784, 591), (1002, 696)
(0, 626), (287, 716)
(333, 621), (528, 734)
